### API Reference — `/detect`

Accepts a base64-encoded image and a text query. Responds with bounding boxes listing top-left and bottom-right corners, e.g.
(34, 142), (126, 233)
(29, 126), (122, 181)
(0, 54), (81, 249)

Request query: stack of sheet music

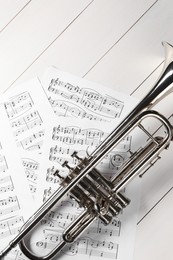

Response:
(0, 67), (141, 260)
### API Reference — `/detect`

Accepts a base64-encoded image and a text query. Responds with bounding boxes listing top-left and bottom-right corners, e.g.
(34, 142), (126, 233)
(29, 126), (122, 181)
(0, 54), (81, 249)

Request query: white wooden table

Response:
(0, 1), (173, 259)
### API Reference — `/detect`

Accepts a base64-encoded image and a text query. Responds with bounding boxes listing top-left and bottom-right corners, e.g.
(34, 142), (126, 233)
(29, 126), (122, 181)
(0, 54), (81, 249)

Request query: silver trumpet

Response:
(1, 42), (173, 260)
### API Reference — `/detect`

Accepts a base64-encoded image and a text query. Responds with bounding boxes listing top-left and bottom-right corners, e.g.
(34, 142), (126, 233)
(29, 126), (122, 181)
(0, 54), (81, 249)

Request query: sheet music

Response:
(39, 66), (136, 123)
(3, 78), (55, 196)
(3, 68), (141, 259)
(0, 103), (34, 252)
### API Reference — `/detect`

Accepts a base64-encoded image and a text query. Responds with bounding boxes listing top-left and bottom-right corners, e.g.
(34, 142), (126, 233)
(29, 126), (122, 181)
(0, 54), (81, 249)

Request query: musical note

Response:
(41, 210), (77, 229)
(86, 218), (121, 237)
(0, 154), (8, 172)
(26, 169), (37, 183)
(63, 237), (118, 259)
(0, 196), (20, 216)
(47, 78), (124, 121)
(52, 125), (131, 150)
(22, 158), (39, 171)
(16, 130), (44, 151)
(0, 216), (24, 239)
(0, 176), (14, 193)
(36, 233), (118, 259)
(21, 158), (40, 194)
(43, 187), (54, 202)
(49, 98), (113, 122)
(29, 184), (36, 194)
(11, 111), (43, 137)
(23, 159), (39, 181)
(4, 92), (33, 119)
(52, 125), (105, 146)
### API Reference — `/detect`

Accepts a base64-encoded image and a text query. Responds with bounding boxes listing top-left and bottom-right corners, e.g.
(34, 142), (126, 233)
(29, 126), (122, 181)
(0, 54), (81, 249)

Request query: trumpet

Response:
(1, 42), (173, 260)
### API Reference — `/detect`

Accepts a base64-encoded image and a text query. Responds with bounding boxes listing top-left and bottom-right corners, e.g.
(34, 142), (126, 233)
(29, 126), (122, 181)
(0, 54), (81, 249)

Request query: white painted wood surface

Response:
(0, 1), (173, 259)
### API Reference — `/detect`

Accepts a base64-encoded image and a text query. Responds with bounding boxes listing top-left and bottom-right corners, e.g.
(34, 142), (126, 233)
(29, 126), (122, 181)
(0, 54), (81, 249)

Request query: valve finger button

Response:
(71, 151), (83, 161)
(62, 161), (73, 170)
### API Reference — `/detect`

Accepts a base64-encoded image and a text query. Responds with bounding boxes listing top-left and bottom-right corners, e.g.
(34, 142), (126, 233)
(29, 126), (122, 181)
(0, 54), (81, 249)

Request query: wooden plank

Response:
(0, 0), (31, 32)
(134, 188), (173, 260)
(5, 0), (156, 91)
(0, 0), (92, 93)
(84, 0), (173, 96)
(137, 142), (173, 221)
(131, 51), (173, 222)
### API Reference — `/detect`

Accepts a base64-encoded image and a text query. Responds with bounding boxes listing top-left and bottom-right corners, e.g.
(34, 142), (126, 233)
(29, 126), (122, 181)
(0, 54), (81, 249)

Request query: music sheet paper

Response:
(0, 103), (34, 252)
(3, 69), (140, 260)
(39, 66), (137, 123)
(3, 78), (55, 198)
